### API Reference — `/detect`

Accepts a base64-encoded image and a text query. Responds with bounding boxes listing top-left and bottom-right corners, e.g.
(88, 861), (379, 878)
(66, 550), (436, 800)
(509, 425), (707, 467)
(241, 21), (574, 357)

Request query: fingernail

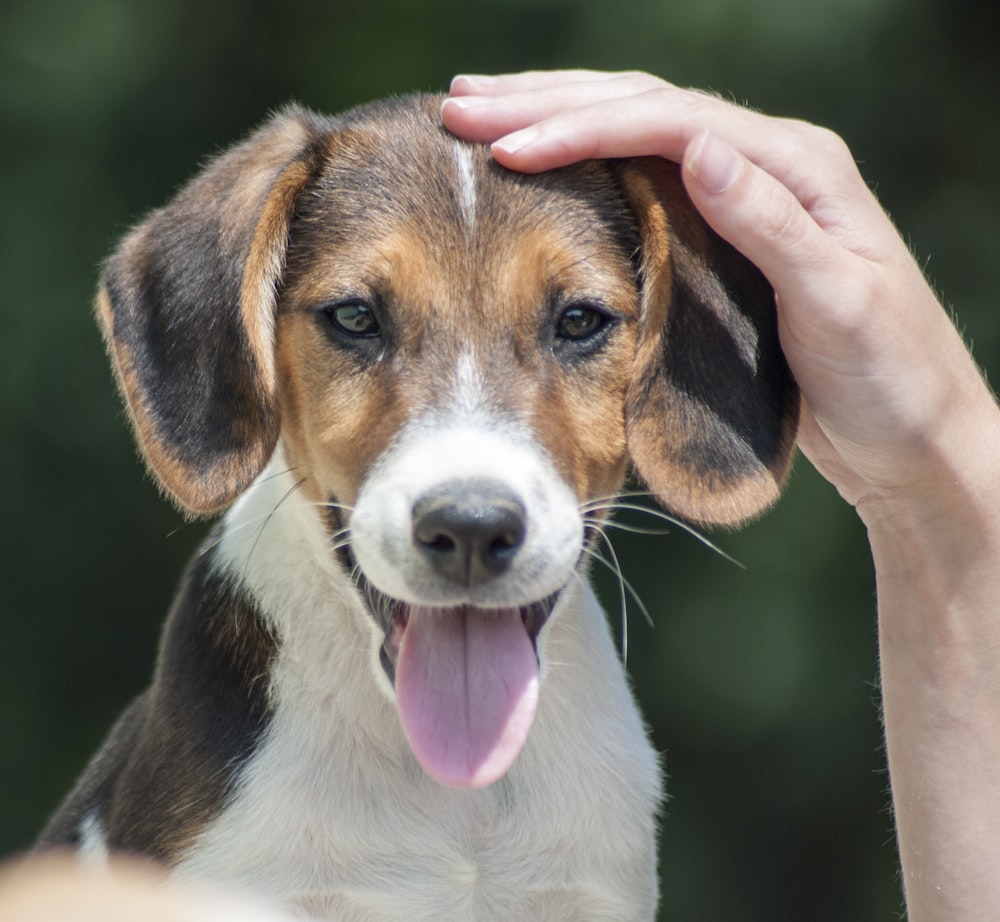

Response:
(492, 126), (541, 156)
(687, 130), (742, 195)
(450, 74), (495, 93)
(441, 95), (493, 112)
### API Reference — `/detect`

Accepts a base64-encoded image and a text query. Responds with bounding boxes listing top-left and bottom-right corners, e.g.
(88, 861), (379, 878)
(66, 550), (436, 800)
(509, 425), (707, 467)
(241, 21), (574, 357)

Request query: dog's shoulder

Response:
(40, 536), (278, 861)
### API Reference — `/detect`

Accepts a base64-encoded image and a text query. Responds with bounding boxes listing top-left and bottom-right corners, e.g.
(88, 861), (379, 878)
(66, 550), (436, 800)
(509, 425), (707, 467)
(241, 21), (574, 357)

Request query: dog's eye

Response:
(555, 304), (609, 342)
(324, 301), (381, 338)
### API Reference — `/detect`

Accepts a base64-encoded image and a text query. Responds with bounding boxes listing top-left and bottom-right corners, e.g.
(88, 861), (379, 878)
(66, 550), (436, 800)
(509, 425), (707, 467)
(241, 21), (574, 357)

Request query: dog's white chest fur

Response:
(175, 461), (660, 920)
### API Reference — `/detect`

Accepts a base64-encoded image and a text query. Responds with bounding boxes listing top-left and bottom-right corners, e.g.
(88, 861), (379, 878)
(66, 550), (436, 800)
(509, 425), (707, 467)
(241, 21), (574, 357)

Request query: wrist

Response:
(853, 382), (1000, 623)
(854, 401), (1000, 695)
(860, 449), (1000, 587)
(855, 359), (1000, 548)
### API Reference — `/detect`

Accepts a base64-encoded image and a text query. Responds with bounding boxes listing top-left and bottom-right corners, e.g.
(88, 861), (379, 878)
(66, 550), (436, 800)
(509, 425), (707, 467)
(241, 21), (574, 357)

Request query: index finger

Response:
(442, 73), (671, 152)
(441, 83), (875, 223)
(449, 70), (656, 97)
(442, 84), (761, 172)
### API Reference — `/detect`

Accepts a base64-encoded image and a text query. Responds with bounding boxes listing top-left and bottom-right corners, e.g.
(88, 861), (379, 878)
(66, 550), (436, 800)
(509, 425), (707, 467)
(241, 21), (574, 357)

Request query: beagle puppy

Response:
(40, 95), (797, 920)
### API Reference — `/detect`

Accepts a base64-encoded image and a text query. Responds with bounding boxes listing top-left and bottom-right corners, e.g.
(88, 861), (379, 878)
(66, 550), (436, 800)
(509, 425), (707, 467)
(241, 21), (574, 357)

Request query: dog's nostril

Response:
(423, 532), (458, 555)
(413, 480), (527, 587)
(489, 534), (518, 556)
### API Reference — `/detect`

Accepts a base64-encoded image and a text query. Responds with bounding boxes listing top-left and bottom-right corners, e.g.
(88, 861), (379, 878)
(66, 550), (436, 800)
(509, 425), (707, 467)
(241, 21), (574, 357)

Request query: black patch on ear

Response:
(98, 105), (330, 515)
(103, 229), (274, 481)
(620, 158), (798, 526)
(660, 234), (795, 483)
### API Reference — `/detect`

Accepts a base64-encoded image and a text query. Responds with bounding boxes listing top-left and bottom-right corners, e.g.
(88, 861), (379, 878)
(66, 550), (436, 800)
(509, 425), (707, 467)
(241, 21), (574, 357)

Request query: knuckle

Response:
(812, 125), (854, 165)
(757, 189), (812, 252)
(616, 70), (664, 88)
(784, 118), (854, 165)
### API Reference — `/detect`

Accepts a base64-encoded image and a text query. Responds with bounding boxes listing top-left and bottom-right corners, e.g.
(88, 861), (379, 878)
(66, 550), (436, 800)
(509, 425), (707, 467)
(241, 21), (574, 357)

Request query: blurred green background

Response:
(2, 0), (998, 918)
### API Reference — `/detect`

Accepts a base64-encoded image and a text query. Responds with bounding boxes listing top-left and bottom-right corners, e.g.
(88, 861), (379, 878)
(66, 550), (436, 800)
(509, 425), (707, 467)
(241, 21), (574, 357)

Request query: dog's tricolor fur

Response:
(40, 95), (798, 919)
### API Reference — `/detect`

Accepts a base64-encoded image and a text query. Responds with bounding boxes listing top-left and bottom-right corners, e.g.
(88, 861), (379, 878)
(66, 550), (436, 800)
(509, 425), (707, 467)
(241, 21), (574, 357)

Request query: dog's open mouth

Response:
(362, 577), (559, 789)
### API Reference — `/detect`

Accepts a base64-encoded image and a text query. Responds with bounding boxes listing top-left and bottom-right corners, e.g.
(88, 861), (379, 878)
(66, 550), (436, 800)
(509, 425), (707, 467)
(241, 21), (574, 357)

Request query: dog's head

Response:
(97, 96), (798, 788)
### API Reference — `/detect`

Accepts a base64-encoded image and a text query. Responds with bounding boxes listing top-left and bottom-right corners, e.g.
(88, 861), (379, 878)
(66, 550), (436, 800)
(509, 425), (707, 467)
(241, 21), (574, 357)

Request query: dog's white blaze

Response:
(77, 810), (109, 863)
(453, 349), (485, 417)
(453, 143), (477, 231)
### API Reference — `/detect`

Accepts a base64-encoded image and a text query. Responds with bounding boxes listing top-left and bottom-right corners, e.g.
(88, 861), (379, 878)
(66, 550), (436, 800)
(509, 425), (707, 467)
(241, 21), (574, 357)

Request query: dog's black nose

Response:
(412, 479), (527, 587)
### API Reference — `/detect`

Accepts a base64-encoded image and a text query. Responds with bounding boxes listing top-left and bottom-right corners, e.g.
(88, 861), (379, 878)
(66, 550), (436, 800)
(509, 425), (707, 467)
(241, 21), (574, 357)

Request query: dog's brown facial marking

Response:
(275, 230), (415, 511)
(513, 228), (638, 504)
(275, 124), (644, 518)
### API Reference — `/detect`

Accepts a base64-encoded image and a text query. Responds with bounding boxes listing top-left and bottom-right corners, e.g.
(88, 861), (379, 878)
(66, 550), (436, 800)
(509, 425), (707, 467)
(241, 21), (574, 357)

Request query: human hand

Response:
(442, 70), (1000, 522)
(444, 73), (1000, 921)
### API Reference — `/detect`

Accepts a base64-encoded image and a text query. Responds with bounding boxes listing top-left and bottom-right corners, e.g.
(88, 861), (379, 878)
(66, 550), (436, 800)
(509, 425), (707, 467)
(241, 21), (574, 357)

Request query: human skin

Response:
(443, 70), (1000, 921)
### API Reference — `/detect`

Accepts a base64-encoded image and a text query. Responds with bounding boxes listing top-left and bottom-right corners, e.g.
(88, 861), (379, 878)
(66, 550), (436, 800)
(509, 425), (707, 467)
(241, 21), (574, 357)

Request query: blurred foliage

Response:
(2, 0), (998, 918)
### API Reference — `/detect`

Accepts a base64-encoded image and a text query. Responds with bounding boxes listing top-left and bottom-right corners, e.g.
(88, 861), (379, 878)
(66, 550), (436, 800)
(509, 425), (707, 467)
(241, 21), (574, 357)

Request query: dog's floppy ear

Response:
(96, 106), (325, 516)
(618, 158), (799, 528)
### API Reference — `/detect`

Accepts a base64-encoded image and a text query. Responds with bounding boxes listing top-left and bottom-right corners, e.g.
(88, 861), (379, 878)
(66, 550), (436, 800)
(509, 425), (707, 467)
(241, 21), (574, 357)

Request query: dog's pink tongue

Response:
(396, 605), (539, 789)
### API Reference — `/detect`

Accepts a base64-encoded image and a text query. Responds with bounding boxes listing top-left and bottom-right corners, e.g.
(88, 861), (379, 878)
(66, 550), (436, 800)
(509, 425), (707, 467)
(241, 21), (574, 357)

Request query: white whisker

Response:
(582, 498), (745, 569)
(584, 541), (654, 631)
(579, 514), (656, 667)
(165, 467), (308, 541)
(197, 493), (338, 558)
(597, 520), (672, 537)
(241, 477), (310, 577)
(594, 529), (631, 663)
(576, 487), (747, 664)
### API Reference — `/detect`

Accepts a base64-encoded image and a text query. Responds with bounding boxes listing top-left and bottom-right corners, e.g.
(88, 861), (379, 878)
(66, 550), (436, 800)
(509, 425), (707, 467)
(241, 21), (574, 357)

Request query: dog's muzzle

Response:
(336, 479), (565, 790)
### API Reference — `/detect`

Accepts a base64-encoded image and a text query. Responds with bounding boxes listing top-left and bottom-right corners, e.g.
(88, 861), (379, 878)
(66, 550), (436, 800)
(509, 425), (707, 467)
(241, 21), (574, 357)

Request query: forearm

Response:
(861, 395), (1000, 920)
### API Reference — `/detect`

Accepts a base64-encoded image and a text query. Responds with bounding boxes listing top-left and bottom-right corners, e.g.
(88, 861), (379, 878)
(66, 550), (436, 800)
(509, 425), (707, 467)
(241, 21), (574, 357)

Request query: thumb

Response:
(680, 129), (862, 440)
